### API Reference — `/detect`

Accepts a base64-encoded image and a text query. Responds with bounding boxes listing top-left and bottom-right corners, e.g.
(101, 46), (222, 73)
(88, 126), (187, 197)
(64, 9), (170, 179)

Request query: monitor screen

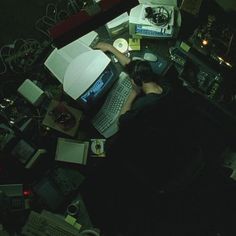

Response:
(78, 63), (117, 109)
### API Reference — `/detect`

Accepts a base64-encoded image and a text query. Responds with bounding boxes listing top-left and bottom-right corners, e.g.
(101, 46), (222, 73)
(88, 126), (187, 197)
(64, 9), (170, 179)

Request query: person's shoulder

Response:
(159, 82), (171, 96)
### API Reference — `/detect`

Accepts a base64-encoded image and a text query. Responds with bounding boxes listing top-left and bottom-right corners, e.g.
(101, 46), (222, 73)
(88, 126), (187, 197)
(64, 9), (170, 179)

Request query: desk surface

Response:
(71, 23), (236, 141)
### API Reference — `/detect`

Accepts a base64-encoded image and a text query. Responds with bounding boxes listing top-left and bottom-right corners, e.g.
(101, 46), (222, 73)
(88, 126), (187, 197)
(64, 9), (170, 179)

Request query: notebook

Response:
(55, 138), (89, 165)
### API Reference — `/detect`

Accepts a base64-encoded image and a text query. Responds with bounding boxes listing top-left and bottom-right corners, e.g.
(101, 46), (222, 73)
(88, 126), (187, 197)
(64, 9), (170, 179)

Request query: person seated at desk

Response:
(95, 42), (170, 127)
(95, 43), (201, 195)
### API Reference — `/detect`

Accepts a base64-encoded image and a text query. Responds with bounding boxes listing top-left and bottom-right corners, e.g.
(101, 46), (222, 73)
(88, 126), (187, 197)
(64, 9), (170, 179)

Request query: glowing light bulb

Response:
(202, 39), (208, 46)
(23, 190), (31, 197)
(225, 62), (232, 68)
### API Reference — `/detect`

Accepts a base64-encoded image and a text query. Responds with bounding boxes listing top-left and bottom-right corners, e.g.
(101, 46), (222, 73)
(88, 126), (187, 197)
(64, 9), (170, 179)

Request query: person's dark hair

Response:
(125, 60), (159, 86)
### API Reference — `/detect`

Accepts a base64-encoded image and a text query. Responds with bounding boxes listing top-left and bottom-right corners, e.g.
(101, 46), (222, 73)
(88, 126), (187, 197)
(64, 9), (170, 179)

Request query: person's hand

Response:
(95, 42), (112, 52)
(95, 42), (131, 66)
(119, 87), (139, 116)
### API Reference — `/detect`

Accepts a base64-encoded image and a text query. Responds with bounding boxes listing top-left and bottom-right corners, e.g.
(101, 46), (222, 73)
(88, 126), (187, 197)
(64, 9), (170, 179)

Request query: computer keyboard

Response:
(22, 211), (80, 236)
(92, 72), (132, 138)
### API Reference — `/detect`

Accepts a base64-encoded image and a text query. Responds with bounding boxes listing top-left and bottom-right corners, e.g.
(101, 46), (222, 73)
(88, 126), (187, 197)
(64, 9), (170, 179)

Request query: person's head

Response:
(125, 60), (160, 87)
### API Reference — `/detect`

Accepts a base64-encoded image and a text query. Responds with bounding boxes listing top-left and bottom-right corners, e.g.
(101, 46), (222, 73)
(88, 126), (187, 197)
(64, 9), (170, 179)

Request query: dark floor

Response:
(1, 1), (236, 236)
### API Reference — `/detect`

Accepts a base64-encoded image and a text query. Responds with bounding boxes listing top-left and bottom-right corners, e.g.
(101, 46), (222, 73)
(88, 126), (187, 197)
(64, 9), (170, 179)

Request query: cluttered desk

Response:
(1, 0), (236, 235)
(43, 0), (236, 140)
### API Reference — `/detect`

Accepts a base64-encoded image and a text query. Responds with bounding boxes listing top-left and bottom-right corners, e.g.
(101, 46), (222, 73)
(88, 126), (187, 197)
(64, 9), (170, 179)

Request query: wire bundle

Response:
(0, 39), (43, 75)
(0, 1), (88, 76)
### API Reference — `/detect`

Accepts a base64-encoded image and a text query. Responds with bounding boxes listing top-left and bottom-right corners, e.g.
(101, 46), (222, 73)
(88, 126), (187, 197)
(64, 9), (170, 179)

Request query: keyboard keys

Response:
(92, 72), (132, 137)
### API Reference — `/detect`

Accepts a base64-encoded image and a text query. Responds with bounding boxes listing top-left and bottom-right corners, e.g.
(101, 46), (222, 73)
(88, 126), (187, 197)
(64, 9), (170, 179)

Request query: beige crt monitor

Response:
(44, 30), (99, 83)
(44, 31), (111, 101)
(44, 39), (93, 84)
(63, 50), (110, 100)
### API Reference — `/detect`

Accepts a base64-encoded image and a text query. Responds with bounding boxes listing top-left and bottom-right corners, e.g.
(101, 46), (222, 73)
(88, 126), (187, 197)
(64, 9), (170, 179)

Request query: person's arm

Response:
(95, 42), (131, 66)
(120, 76), (142, 115)
(119, 88), (139, 115)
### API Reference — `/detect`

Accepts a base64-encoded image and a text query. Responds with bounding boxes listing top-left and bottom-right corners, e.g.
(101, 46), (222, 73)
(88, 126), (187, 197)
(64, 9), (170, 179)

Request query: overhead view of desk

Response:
(1, 0), (236, 235)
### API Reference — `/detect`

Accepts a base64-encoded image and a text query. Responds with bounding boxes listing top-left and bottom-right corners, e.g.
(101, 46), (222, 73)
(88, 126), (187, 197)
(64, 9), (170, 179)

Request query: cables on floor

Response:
(1, 0), (88, 76)
(0, 38), (47, 75)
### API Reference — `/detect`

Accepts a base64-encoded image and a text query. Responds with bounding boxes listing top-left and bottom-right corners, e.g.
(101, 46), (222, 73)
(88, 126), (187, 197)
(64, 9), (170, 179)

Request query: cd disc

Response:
(113, 38), (128, 53)
(91, 139), (105, 155)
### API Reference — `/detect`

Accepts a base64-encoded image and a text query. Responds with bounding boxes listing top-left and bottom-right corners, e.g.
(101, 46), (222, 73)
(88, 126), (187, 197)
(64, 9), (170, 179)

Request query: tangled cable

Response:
(0, 38), (44, 75)
(0, 0), (87, 76)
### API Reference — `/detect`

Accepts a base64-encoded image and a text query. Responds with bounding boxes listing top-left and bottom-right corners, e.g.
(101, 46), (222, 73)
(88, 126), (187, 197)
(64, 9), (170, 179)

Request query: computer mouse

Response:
(143, 52), (158, 62)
